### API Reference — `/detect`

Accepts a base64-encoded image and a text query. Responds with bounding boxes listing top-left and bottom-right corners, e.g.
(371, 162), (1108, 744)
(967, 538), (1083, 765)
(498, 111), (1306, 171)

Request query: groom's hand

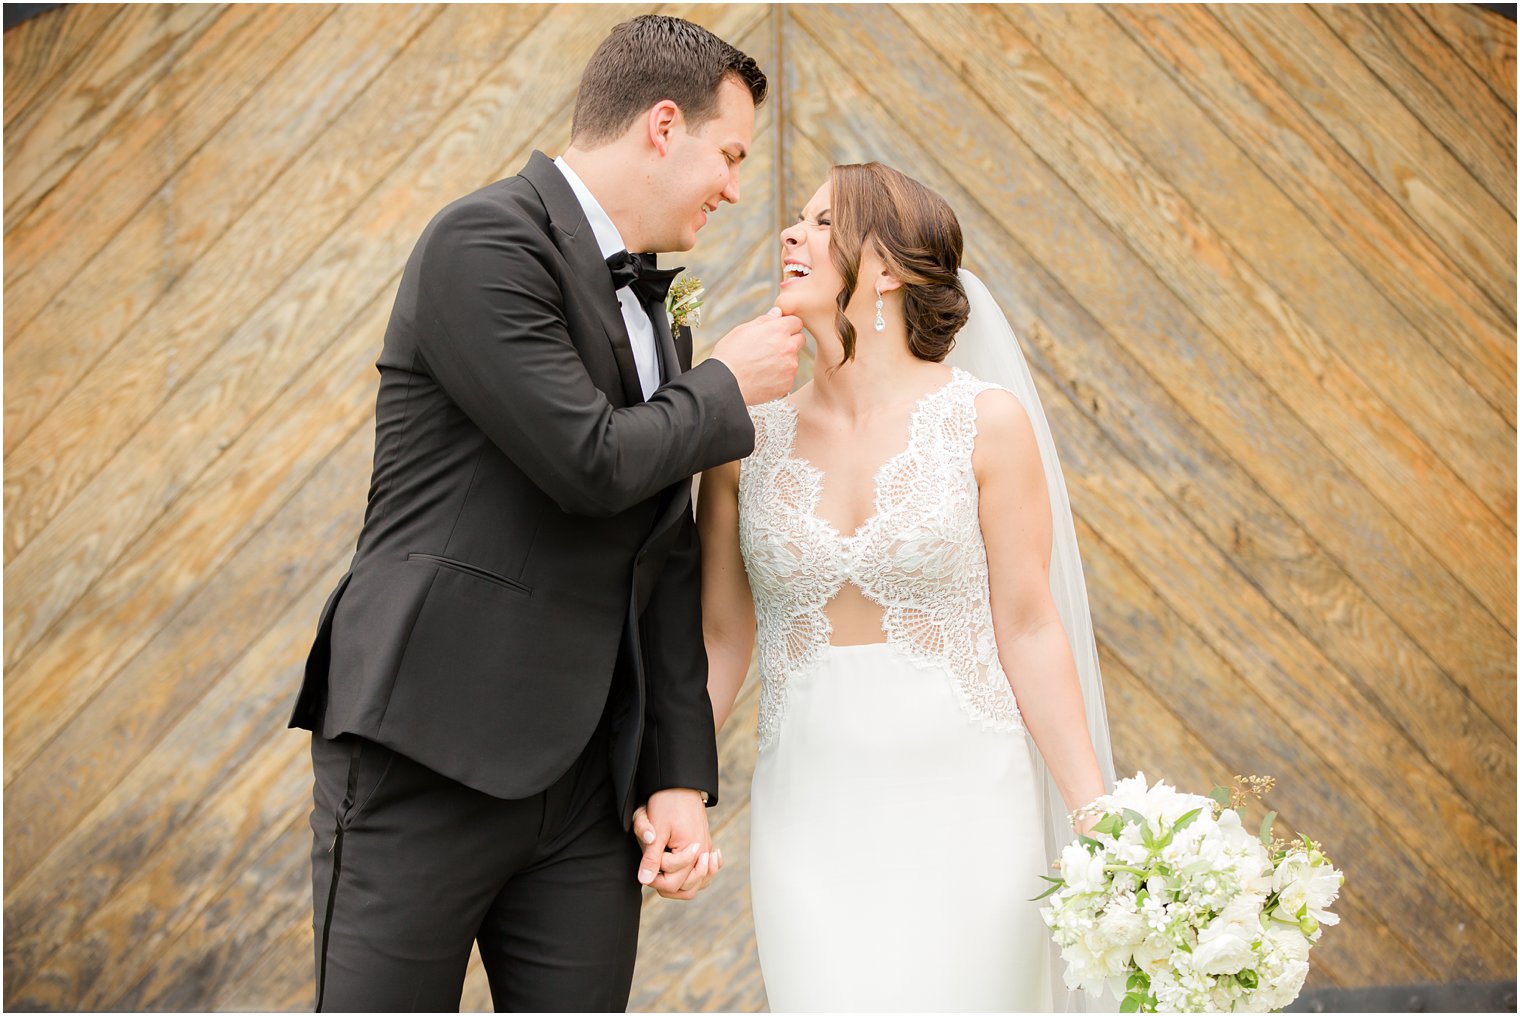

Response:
(710, 308), (803, 406)
(634, 790), (724, 901)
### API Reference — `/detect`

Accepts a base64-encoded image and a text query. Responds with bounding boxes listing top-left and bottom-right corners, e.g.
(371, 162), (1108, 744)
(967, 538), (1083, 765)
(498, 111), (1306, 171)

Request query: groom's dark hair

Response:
(571, 15), (767, 146)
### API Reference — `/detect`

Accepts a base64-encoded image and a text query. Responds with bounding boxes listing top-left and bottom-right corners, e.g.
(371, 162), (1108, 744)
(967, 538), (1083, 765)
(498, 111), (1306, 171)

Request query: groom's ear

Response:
(645, 100), (680, 157)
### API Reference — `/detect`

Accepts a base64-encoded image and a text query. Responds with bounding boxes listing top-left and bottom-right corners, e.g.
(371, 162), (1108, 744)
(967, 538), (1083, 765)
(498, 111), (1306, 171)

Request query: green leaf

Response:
(1120, 993), (1143, 1013)
(1209, 786), (1231, 808)
(1259, 810), (1277, 845)
(1094, 813), (1125, 837)
(1029, 883), (1062, 901)
(1077, 834), (1105, 850)
(1173, 807), (1203, 832)
(1122, 808), (1149, 826)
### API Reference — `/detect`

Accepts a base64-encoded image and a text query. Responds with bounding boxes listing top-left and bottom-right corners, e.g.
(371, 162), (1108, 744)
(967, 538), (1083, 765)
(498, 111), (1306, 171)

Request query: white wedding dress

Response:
(739, 367), (1055, 1012)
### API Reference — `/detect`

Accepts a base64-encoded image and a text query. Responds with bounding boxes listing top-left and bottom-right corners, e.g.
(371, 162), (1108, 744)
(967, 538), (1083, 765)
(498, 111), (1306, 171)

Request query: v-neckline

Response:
(777, 369), (964, 541)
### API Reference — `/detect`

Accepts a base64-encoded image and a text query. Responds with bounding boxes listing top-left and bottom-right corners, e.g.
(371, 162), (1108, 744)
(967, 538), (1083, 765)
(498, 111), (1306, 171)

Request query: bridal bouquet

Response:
(1036, 772), (1343, 1013)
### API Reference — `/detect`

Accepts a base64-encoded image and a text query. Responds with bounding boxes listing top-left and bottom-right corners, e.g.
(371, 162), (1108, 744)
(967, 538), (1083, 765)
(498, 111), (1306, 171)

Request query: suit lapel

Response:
(647, 291), (680, 385)
(519, 151), (643, 406)
(674, 324), (693, 373)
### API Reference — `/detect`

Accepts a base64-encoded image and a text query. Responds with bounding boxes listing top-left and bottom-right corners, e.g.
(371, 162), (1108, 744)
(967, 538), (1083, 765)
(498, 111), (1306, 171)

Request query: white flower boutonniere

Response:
(666, 275), (704, 330)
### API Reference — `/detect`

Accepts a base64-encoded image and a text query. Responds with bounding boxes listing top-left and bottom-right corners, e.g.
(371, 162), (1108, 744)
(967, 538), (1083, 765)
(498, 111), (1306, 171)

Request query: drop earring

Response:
(873, 283), (886, 332)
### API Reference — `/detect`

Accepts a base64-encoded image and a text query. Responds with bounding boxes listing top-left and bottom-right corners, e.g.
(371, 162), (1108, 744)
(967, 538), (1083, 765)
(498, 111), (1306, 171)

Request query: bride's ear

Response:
(875, 270), (903, 295)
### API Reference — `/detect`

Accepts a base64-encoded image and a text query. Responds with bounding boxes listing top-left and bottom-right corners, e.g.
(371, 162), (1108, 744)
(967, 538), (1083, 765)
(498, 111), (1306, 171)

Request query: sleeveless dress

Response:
(738, 368), (1053, 1011)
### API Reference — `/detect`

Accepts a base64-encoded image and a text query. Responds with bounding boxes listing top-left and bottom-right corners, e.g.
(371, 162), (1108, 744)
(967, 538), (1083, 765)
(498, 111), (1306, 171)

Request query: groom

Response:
(287, 15), (801, 1012)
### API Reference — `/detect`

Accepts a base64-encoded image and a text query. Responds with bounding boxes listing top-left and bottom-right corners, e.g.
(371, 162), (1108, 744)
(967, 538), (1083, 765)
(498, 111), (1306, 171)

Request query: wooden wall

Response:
(4, 4), (1513, 1010)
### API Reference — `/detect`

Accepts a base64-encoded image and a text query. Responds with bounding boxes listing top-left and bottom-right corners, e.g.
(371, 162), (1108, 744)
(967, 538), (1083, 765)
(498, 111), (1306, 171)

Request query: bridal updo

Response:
(828, 162), (969, 365)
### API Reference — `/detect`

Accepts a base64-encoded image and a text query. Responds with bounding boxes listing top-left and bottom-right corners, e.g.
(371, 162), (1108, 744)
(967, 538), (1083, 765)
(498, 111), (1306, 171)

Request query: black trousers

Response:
(307, 717), (643, 1012)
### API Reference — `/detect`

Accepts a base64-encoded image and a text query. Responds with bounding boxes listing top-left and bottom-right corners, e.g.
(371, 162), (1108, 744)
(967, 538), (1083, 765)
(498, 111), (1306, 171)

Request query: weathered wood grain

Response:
(0, 1), (451, 546)
(2, 3), (121, 127)
(2, 423), (371, 904)
(885, 5), (1517, 589)
(4, 4), (338, 357)
(0, 1), (349, 413)
(992, 3), (1514, 730)
(1312, 3), (1516, 218)
(4, 4), (223, 231)
(1013, 3), (1515, 445)
(113, 815), (313, 1011)
(1209, 3), (1515, 320)
(1107, 5), (1518, 445)
(2, 288), (389, 790)
(1411, 2), (1518, 112)
(6, 729), (313, 1010)
(1079, 516), (1466, 981)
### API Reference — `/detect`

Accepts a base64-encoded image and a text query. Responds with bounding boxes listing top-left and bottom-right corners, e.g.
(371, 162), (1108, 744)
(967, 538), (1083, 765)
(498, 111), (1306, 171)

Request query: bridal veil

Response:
(945, 269), (1118, 1013)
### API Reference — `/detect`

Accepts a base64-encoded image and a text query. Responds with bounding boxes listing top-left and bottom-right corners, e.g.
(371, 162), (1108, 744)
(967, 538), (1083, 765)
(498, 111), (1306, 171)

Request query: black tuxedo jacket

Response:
(288, 150), (753, 826)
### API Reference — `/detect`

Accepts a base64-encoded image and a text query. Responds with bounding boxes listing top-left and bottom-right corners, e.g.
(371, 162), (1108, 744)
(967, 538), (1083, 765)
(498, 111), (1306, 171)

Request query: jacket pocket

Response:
(406, 553), (532, 596)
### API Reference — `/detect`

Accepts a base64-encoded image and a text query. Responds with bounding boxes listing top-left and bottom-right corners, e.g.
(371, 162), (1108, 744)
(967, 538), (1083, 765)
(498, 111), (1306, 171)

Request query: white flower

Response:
(1188, 921), (1257, 976)
(1060, 842), (1111, 895)
(1272, 851), (1343, 932)
(1096, 905), (1147, 950)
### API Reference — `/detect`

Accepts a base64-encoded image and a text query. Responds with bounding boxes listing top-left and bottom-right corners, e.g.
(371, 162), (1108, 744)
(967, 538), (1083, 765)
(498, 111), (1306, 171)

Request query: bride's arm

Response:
(973, 389), (1106, 823)
(695, 458), (756, 734)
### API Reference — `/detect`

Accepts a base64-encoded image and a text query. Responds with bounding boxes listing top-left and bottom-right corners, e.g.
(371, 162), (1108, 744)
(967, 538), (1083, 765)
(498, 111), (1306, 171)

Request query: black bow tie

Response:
(606, 250), (682, 306)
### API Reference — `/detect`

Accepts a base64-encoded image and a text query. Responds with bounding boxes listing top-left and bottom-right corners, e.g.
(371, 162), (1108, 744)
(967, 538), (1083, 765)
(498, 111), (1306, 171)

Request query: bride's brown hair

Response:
(827, 163), (969, 366)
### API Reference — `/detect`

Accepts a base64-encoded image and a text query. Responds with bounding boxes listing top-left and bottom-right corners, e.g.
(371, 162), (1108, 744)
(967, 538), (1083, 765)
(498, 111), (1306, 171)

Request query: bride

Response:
(643, 162), (1117, 1011)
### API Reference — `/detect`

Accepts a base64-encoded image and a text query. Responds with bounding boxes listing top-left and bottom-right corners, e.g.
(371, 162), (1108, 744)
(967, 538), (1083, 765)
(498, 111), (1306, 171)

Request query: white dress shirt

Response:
(553, 156), (662, 400)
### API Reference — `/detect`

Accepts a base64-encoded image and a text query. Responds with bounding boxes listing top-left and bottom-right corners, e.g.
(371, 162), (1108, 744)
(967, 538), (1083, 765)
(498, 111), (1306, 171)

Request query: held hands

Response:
(632, 788), (724, 901)
(710, 308), (804, 406)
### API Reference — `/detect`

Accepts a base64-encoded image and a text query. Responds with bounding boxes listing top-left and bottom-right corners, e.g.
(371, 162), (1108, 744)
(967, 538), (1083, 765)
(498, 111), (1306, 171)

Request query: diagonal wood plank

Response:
(1208, 3), (1515, 319)
(3, 555), (350, 1009)
(1012, 4), (1515, 444)
(6, 733), (314, 1010)
(1076, 516), (1481, 980)
(786, 15), (1513, 975)
(1312, 3), (1516, 218)
(4, 4), (223, 231)
(1411, 2), (1517, 112)
(1, 285), (389, 790)
(114, 814), (313, 1011)
(874, 3), (1516, 614)
(993, 3), (1515, 729)
(3, 4), (337, 346)
(1107, 5), (1517, 438)
(2, 418), (371, 910)
(2, 1), (535, 661)
(2, 3), (122, 127)
(1, 1), (441, 507)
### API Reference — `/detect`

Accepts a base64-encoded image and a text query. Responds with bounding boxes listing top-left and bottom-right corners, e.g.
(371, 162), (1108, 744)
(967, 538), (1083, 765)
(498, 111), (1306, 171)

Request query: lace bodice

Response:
(738, 368), (1024, 750)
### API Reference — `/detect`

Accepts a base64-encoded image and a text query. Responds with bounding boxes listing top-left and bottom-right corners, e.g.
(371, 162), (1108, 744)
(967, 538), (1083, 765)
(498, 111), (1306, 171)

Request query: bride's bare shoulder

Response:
(970, 387), (1041, 481)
